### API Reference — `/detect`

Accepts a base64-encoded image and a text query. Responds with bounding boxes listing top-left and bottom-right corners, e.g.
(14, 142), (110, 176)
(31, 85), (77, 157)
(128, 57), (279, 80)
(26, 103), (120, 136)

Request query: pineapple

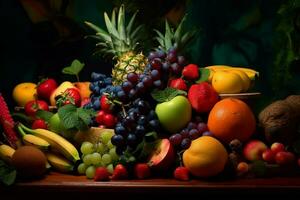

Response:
(154, 16), (196, 53)
(85, 5), (147, 85)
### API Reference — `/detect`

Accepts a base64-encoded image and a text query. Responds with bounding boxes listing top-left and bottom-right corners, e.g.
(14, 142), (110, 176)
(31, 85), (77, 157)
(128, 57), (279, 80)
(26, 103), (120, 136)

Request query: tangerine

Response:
(207, 98), (256, 143)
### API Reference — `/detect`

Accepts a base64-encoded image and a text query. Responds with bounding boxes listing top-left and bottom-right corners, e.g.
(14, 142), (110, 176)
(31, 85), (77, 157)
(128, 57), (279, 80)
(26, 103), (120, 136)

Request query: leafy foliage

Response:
(151, 87), (187, 102)
(0, 160), (16, 186)
(272, 0), (300, 94)
(58, 104), (96, 132)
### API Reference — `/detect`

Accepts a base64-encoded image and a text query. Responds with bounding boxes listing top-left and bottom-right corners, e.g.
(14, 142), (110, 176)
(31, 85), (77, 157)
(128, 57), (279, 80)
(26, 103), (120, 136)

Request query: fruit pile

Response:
(1, 5), (300, 185)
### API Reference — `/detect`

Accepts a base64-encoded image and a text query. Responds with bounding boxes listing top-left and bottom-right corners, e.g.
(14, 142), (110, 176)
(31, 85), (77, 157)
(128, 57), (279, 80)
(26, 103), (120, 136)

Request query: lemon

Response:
(231, 70), (251, 92)
(212, 70), (243, 94)
(183, 136), (228, 177)
(12, 82), (37, 106)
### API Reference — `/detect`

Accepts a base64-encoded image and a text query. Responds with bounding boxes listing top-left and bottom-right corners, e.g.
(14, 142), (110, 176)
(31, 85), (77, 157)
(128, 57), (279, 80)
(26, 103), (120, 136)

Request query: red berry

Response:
(111, 164), (128, 180)
(188, 82), (219, 113)
(182, 64), (199, 80)
(95, 110), (106, 125)
(262, 149), (276, 163)
(173, 166), (189, 181)
(100, 95), (113, 113)
(134, 163), (151, 179)
(271, 142), (285, 154)
(169, 78), (187, 91)
(94, 167), (110, 181)
(275, 151), (295, 165)
(32, 119), (48, 129)
(103, 113), (117, 128)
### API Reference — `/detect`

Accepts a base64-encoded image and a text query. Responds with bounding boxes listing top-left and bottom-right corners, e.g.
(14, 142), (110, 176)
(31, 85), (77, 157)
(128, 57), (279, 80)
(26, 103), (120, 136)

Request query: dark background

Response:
(0, 0), (299, 111)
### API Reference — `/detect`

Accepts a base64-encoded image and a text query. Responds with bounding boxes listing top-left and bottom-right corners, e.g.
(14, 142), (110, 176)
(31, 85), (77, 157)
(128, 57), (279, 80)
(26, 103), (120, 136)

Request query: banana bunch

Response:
(204, 65), (259, 94)
(7, 123), (80, 173)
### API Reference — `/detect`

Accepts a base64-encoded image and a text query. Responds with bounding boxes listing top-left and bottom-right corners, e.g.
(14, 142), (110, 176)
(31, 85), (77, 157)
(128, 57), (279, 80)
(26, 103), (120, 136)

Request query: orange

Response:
(12, 82), (37, 106)
(183, 136), (228, 177)
(207, 98), (256, 143)
(73, 82), (92, 100)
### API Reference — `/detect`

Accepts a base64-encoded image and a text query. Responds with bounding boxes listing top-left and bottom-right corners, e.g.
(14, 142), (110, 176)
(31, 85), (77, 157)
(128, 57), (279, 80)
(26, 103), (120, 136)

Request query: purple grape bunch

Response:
(111, 98), (160, 155)
(169, 121), (213, 150)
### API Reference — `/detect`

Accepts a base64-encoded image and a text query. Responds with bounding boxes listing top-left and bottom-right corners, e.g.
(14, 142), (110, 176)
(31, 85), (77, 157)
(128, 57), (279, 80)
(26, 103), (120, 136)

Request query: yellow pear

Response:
(212, 70), (243, 94)
(50, 81), (77, 106)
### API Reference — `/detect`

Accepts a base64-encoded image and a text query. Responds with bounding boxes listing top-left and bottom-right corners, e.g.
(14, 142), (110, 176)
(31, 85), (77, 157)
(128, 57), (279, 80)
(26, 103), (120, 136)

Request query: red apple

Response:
(275, 151), (295, 165)
(262, 149), (276, 163)
(271, 142), (285, 154)
(37, 78), (58, 101)
(148, 139), (175, 171)
(243, 140), (267, 161)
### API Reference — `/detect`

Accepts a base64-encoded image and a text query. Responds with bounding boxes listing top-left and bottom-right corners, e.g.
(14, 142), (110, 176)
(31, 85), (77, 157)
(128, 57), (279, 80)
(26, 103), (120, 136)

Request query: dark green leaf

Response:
(151, 88), (187, 103)
(58, 104), (78, 130)
(62, 59), (85, 76)
(35, 110), (54, 122)
(0, 160), (16, 186)
(251, 160), (267, 177)
(196, 68), (211, 83)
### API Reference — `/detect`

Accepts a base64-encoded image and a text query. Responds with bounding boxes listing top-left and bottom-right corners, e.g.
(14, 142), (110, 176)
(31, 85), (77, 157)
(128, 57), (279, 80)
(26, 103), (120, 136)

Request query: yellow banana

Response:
(19, 124), (80, 163)
(0, 144), (15, 163)
(17, 125), (50, 150)
(205, 65), (259, 80)
(46, 153), (74, 173)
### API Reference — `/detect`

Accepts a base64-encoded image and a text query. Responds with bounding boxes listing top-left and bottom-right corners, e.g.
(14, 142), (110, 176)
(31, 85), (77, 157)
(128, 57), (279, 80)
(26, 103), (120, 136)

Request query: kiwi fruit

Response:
(12, 146), (47, 179)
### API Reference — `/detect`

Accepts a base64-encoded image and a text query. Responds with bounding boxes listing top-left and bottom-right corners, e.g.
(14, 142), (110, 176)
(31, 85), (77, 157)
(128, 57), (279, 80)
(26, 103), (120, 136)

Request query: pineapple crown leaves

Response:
(154, 15), (197, 52)
(84, 5), (145, 59)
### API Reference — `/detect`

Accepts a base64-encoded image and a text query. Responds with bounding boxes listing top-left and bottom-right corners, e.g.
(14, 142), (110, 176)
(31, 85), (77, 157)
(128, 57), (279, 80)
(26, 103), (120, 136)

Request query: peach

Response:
(148, 139), (175, 171)
(243, 140), (267, 161)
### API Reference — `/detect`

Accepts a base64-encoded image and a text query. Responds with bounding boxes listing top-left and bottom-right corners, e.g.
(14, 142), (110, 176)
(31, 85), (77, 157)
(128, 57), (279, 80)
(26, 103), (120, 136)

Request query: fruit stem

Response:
(16, 125), (26, 137)
(19, 123), (35, 135)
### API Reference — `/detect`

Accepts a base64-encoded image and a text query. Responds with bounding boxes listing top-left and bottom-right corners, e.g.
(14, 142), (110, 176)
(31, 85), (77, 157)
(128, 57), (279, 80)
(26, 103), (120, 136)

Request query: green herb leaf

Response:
(58, 104), (78, 130)
(58, 104), (96, 131)
(0, 160), (17, 186)
(35, 110), (54, 122)
(251, 160), (267, 177)
(196, 68), (211, 83)
(151, 88), (187, 103)
(62, 59), (85, 81)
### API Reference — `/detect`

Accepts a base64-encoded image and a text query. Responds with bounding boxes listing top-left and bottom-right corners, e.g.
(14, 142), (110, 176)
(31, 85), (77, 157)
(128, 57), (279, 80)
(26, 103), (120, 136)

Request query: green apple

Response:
(155, 96), (192, 133)
(48, 113), (74, 139)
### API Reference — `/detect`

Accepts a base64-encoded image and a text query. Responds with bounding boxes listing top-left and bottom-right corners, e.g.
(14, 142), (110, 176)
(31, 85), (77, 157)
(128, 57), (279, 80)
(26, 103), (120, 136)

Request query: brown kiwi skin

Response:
(12, 146), (47, 179)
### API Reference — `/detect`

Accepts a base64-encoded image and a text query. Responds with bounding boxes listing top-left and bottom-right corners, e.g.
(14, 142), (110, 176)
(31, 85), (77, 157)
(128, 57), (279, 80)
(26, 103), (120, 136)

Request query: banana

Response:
(0, 144), (15, 163)
(46, 153), (74, 173)
(19, 124), (80, 163)
(205, 65), (259, 80)
(17, 125), (50, 150)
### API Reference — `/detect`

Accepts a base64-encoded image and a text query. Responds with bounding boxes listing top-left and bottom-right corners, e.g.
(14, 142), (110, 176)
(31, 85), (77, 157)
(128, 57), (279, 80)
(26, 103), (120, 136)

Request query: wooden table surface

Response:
(2, 172), (300, 199)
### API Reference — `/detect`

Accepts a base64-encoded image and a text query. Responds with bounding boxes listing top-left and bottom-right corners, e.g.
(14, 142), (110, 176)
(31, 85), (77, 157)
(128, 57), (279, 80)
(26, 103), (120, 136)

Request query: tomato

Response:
(56, 88), (81, 107)
(24, 100), (49, 117)
(32, 119), (48, 129)
(37, 78), (58, 101)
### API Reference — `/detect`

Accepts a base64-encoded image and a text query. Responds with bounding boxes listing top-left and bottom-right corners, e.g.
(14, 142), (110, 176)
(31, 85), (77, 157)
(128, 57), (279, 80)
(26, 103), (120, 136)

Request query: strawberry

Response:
(188, 82), (219, 113)
(182, 64), (199, 80)
(32, 119), (48, 129)
(173, 166), (189, 181)
(169, 78), (187, 91)
(94, 167), (110, 181)
(100, 95), (113, 113)
(56, 88), (81, 107)
(134, 163), (151, 179)
(110, 164), (128, 180)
